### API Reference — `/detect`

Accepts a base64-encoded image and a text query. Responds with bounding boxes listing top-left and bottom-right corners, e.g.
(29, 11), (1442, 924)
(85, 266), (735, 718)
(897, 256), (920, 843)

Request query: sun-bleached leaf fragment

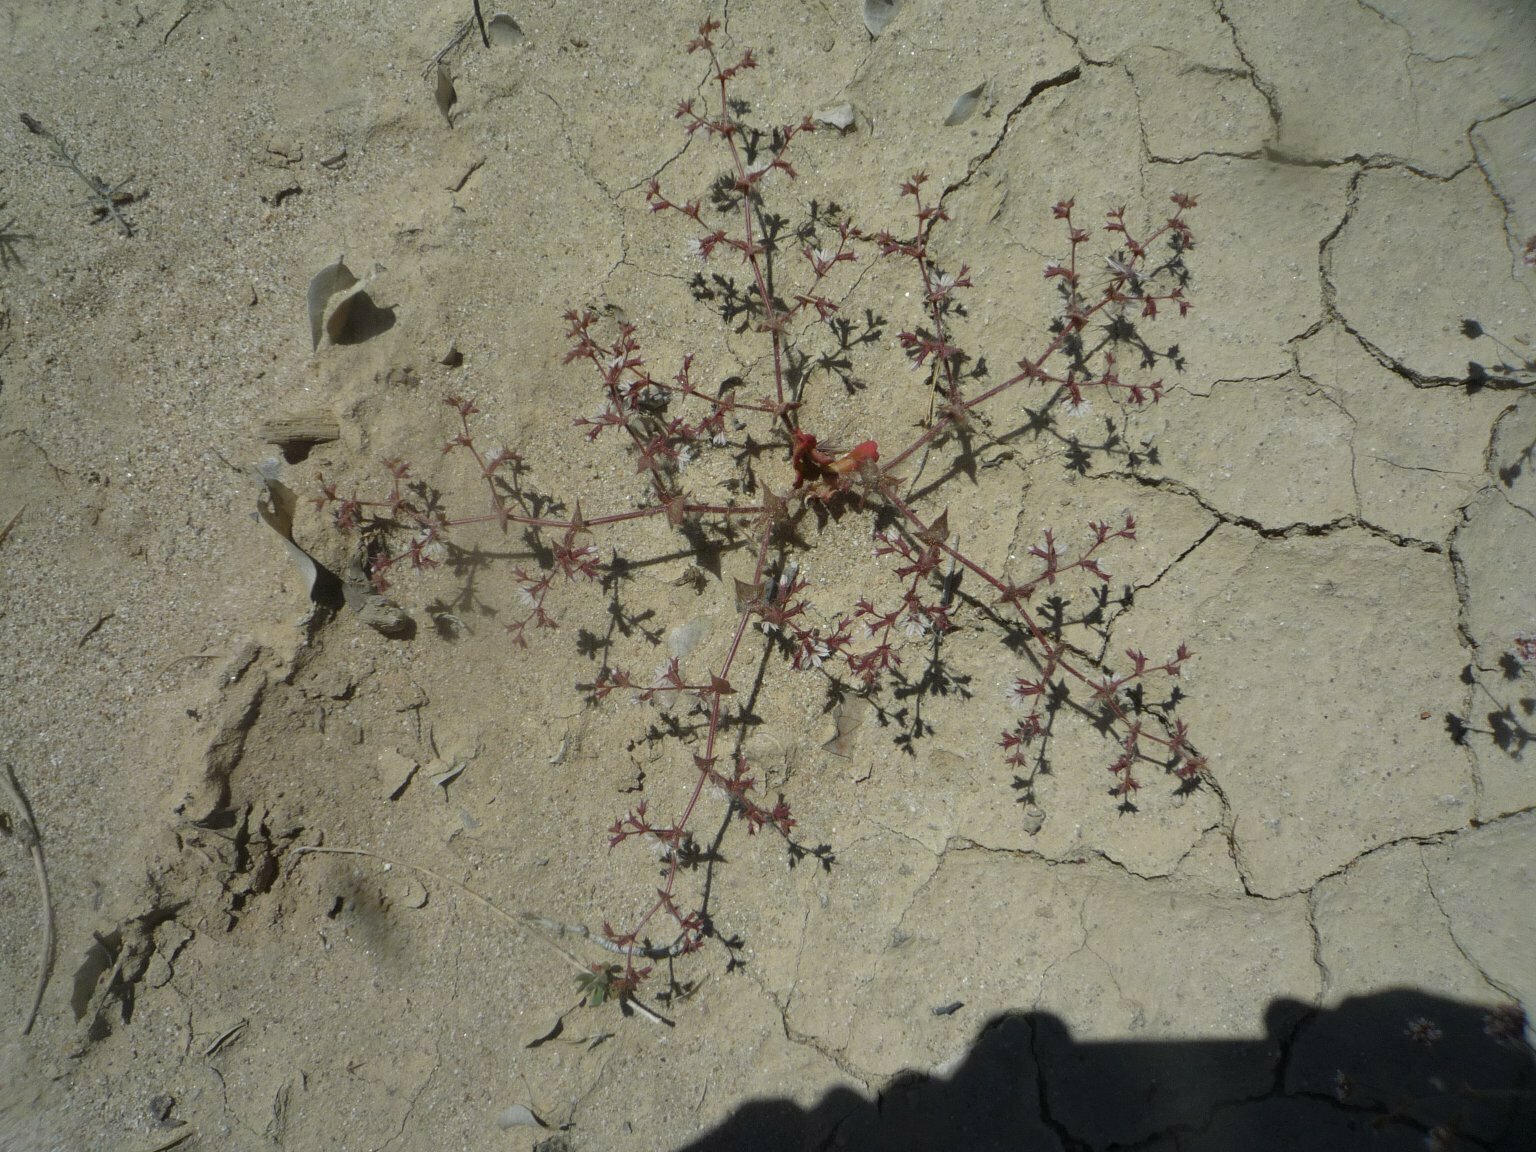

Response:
(863, 0), (901, 38)
(734, 578), (763, 614)
(324, 282), (369, 345)
(495, 1103), (544, 1130)
(307, 256), (356, 350)
(434, 64), (457, 125)
(256, 464), (344, 607)
(429, 760), (467, 790)
(813, 103), (856, 131)
(487, 13), (524, 46)
(944, 83), (986, 127)
(668, 618), (710, 663)
(822, 694), (870, 758)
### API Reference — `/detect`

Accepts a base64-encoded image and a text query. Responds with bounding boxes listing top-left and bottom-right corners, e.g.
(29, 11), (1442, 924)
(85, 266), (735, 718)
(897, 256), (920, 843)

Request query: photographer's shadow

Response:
(675, 990), (1533, 1151)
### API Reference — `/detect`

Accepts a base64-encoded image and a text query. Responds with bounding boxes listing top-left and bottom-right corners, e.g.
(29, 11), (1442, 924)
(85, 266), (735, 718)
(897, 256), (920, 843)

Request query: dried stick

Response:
(2, 764), (53, 1035)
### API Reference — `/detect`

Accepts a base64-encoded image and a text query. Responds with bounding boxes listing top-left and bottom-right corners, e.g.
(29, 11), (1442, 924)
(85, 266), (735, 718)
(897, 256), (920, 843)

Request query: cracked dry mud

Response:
(1, 2), (1533, 1150)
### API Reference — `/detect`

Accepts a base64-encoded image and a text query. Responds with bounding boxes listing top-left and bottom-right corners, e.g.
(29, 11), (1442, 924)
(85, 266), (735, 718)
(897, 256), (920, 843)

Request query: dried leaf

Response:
(256, 466), (345, 608)
(495, 1103), (543, 1130)
(429, 760), (467, 790)
(944, 83), (986, 127)
(306, 257), (356, 350)
(324, 283), (369, 345)
(486, 13), (524, 46)
(822, 695), (870, 758)
(668, 618), (710, 663)
(813, 103), (856, 131)
(734, 578), (763, 614)
(863, 0), (901, 38)
(434, 64), (457, 126)
(917, 508), (949, 547)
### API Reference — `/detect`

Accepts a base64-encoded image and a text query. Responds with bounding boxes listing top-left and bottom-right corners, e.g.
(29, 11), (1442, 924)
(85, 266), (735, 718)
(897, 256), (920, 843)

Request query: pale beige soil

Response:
(1, 2), (1534, 1150)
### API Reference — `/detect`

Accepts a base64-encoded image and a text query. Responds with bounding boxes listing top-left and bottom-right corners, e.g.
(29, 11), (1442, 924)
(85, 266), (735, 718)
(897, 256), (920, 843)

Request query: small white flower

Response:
(773, 563), (799, 602)
(901, 613), (931, 640)
(1063, 396), (1092, 418)
(686, 236), (706, 261)
(800, 639), (829, 669)
(813, 247), (837, 267)
(1006, 680), (1034, 707)
(676, 445), (694, 469)
(516, 586), (538, 610)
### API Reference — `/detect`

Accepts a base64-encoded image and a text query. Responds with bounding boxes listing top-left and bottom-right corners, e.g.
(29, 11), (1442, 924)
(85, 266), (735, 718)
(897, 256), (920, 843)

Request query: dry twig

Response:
(2, 764), (53, 1034)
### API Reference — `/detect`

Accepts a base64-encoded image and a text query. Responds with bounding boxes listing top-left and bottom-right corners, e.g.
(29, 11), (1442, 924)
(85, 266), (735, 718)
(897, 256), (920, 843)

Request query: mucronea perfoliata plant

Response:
(317, 20), (1205, 1009)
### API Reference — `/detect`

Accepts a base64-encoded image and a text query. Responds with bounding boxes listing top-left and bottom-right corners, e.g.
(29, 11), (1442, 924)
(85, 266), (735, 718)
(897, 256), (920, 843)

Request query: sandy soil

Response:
(2, 2), (1534, 1150)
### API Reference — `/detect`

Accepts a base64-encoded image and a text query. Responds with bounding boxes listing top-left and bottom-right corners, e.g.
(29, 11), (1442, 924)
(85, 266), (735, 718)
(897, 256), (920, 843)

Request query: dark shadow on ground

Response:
(671, 990), (1534, 1151)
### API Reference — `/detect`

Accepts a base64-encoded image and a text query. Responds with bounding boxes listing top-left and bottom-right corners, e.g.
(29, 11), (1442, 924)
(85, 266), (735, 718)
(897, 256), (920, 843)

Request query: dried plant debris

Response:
(259, 408), (341, 463)
(424, 1), (512, 75)
(813, 103), (857, 132)
(863, 0), (901, 38)
(256, 466), (345, 610)
(822, 694), (870, 759)
(257, 467), (414, 635)
(435, 64), (458, 126)
(495, 1104), (544, 1131)
(306, 256), (392, 347)
(2, 764), (54, 1035)
(487, 13), (524, 46)
(306, 256), (358, 350)
(18, 114), (138, 237)
(944, 82), (987, 127)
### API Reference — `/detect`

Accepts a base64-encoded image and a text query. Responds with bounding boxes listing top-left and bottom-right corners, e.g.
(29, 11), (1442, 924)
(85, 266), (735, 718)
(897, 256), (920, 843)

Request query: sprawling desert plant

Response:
(316, 20), (1204, 1007)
